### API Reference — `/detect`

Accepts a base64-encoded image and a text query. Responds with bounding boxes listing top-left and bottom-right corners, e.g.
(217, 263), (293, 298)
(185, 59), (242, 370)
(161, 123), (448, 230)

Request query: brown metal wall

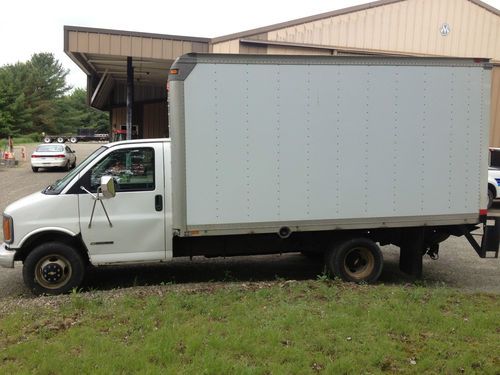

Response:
(212, 40), (240, 53)
(265, 0), (500, 60)
(111, 107), (127, 129)
(68, 31), (208, 59)
(143, 102), (168, 138)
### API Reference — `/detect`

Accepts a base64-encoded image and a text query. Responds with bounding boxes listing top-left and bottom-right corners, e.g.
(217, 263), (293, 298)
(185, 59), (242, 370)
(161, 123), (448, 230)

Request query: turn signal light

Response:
(169, 69), (179, 75)
(2, 215), (13, 244)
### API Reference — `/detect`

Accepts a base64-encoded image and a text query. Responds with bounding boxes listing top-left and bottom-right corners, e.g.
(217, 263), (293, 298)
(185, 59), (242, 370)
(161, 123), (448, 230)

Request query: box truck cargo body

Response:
(169, 54), (490, 234)
(1, 53), (498, 295)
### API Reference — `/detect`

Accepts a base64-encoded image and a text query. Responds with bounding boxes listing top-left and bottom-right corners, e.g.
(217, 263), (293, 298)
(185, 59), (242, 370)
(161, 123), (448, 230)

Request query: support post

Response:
(126, 56), (134, 140)
(399, 227), (425, 279)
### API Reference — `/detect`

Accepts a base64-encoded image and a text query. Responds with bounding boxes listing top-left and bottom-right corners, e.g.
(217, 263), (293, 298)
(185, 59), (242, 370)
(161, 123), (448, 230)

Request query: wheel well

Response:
(14, 231), (89, 264)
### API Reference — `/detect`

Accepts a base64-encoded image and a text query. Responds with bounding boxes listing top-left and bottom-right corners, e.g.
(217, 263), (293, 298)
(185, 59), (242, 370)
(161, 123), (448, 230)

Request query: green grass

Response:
(0, 281), (498, 374)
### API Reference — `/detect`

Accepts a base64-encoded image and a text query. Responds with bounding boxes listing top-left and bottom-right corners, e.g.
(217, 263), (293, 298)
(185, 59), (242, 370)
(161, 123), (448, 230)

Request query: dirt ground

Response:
(0, 142), (498, 298)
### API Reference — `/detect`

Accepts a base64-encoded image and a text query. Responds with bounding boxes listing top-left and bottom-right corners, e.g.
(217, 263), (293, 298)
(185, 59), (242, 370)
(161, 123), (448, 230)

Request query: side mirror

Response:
(100, 175), (116, 199)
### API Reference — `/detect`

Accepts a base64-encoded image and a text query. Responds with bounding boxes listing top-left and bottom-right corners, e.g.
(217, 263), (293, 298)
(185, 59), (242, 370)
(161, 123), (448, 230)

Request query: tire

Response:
(65, 161), (71, 171)
(69, 137), (78, 144)
(487, 188), (494, 209)
(325, 238), (383, 283)
(32, 167), (39, 172)
(57, 137), (65, 143)
(23, 242), (85, 295)
(43, 137), (52, 143)
(72, 159), (77, 169)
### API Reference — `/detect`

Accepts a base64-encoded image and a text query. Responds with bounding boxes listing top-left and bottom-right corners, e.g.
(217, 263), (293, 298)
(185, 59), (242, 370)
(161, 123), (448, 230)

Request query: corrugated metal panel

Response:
(111, 107), (126, 129)
(267, 46), (331, 55)
(113, 83), (166, 104)
(110, 35), (121, 55)
(265, 0), (500, 60)
(162, 40), (174, 59)
(143, 102), (168, 138)
(67, 30), (209, 60)
(212, 40), (240, 53)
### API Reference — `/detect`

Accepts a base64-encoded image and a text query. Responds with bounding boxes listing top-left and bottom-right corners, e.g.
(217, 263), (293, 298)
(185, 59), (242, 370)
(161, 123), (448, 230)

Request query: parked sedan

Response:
(31, 144), (76, 172)
(488, 175), (499, 209)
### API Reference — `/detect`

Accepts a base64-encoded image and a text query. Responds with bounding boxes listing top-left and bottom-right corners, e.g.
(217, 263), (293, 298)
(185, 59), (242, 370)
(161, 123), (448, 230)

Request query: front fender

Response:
(18, 227), (79, 249)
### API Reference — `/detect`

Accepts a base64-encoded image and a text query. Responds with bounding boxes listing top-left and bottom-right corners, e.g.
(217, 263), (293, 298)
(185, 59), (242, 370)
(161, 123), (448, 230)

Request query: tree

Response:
(25, 53), (71, 134)
(56, 88), (109, 133)
(0, 53), (108, 138)
(0, 63), (32, 137)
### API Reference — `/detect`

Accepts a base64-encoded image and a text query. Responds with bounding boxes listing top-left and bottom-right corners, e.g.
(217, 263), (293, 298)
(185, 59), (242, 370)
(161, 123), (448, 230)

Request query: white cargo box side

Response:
(169, 55), (490, 236)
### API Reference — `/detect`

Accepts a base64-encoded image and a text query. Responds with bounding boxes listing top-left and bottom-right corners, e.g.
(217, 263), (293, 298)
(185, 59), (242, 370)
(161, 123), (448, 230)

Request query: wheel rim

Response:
(343, 247), (375, 280)
(34, 254), (73, 290)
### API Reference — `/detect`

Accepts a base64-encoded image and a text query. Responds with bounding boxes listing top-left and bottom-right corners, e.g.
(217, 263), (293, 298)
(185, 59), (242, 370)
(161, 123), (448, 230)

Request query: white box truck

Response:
(1, 54), (498, 295)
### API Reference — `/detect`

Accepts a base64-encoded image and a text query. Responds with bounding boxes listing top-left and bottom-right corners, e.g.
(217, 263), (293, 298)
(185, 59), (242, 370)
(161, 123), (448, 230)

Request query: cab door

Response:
(78, 143), (166, 264)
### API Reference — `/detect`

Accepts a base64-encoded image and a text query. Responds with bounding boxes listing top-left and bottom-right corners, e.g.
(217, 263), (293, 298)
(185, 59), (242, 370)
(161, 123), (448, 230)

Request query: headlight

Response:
(2, 215), (13, 244)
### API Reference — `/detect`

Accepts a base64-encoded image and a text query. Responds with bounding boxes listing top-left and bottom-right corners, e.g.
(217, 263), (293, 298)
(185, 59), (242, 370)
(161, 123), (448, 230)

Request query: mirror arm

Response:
(79, 186), (113, 228)
(80, 186), (97, 200)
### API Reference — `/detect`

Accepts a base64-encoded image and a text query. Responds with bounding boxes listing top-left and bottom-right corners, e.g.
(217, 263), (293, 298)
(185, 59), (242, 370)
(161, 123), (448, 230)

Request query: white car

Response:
(488, 147), (500, 208)
(488, 174), (499, 208)
(31, 144), (77, 172)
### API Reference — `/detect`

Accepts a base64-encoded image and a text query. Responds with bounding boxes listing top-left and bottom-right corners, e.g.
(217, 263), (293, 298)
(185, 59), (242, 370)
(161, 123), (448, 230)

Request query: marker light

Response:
(2, 215), (13, 244)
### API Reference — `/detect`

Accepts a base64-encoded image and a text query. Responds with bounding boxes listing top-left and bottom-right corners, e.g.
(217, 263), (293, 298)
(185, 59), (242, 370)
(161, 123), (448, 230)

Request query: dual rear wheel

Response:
(324, 238), (383, 283)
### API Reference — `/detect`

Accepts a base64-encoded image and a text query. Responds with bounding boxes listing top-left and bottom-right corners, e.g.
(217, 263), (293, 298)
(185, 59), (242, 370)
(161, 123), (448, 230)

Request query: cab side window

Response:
(89, 148), (155, 192)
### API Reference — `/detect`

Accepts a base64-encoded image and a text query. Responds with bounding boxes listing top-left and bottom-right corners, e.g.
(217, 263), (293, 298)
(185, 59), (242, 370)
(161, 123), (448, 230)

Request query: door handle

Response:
(155, 195), (163, 211)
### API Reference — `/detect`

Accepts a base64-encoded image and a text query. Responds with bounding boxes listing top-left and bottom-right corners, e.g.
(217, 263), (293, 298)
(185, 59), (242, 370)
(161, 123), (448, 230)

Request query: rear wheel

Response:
(43, 137), (52, 143)
(57, 137), (64, 143)
(325, 238), (383, 283)
(23, 242), (86, 295)
(32, 167), (39, 172)
(69, 137), (78, 144)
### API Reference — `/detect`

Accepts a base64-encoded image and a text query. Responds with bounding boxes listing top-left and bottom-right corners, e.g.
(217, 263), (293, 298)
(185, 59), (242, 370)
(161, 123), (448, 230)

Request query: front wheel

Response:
(23, 242), (86, 295)
(69, 137), (78, 144)
(43, 137), (52, 143)
(325, 238), (383, 283)
(57, 137), (65, 143)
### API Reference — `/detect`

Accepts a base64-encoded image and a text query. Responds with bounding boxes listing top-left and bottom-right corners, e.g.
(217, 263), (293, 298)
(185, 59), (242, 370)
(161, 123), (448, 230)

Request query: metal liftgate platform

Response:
(462, 211), (500, 259)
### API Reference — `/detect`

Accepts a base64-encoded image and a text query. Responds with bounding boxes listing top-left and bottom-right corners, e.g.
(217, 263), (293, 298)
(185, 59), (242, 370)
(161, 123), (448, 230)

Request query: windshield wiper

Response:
(43, 185), (53, 193)
(42, 179), (61, 194)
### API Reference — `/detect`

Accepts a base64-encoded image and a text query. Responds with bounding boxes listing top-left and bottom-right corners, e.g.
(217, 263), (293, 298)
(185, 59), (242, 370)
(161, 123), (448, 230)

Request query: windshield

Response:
(43, 146), (108, 195)
(36, 145), (65, 152)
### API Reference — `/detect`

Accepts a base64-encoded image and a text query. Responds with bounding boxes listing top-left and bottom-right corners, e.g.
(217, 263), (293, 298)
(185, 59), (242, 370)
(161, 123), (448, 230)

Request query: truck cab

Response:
(1, 139), (173, 294)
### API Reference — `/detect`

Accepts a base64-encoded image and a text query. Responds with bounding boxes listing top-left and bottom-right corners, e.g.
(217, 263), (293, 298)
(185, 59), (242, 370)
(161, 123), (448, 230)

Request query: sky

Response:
(1, 0), (499, 89)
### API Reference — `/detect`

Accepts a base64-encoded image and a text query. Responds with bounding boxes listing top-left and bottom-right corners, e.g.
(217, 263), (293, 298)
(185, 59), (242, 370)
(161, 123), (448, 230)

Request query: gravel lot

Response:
(0, 142), (498, 298)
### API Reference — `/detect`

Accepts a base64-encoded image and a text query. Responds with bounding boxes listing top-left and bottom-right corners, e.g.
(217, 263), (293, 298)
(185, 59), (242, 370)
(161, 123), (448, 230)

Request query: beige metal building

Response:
(64, 0), (500, 144)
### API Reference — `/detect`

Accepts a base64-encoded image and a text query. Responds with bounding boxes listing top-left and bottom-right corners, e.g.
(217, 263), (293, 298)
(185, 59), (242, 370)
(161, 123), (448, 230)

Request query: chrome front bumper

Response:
(0, 243), (15, 268)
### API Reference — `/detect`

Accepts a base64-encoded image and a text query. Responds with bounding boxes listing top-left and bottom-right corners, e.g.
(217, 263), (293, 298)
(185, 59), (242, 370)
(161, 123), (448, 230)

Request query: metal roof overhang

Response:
(64, 26), (209, 110)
